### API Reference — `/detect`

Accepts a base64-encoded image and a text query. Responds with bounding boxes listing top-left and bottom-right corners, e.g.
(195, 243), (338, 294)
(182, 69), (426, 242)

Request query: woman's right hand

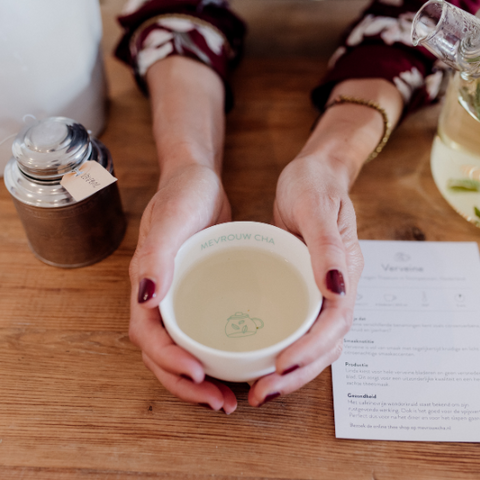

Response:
(128, 56), (236, 412)
(128, 163), (238, 414)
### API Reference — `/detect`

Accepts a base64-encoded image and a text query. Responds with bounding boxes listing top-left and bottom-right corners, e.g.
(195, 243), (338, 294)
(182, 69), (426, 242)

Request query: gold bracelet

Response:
(323, 95), (391, 163)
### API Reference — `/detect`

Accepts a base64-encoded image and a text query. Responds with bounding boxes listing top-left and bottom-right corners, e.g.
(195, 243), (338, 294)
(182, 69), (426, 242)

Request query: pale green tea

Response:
(173, 247), (310, 352)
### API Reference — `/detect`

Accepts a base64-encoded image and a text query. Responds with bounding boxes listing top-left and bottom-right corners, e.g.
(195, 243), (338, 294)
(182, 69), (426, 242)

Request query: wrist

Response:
(284, 154), (352, 195)
(157, 140), (222, 178)
(296, 107), (381, 188)
(158, 157), (222, 189)
(296, 79), (403, 188)
(147, 56), (225, 179)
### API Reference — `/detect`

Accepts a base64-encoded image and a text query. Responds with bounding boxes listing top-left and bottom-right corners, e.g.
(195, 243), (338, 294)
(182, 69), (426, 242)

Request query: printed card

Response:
(332, 240), (480, 442)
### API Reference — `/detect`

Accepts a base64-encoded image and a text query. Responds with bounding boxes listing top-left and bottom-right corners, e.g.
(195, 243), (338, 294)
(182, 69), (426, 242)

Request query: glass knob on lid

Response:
(12, 117), (91, 180)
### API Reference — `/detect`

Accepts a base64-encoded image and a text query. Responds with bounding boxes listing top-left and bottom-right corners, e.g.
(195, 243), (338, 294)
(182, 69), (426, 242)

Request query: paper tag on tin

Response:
(61, 161), (117, 202)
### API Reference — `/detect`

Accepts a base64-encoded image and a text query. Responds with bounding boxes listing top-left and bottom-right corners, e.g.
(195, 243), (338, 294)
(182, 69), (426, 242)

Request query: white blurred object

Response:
(0, 0), (107, 177)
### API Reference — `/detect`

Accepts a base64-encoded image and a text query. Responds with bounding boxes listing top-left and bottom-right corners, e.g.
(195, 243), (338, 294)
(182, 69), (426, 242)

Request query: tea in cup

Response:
(160, 221), (322, 382)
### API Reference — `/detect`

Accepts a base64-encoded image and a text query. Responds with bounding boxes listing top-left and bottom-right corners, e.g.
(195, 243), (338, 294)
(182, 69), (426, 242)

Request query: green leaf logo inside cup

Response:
(225, 312), (264, 338)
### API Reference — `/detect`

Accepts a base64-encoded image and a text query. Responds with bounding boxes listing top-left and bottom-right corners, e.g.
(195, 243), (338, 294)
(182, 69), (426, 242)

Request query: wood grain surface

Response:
(1, 2), (480, 479)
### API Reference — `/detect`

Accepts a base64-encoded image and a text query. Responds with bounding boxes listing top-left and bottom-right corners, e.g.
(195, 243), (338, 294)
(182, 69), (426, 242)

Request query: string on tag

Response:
(22, 114), (37, 124)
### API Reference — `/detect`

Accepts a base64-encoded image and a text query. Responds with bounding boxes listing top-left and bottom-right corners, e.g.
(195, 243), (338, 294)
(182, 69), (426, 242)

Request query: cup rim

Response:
(159, 221), (322, 360)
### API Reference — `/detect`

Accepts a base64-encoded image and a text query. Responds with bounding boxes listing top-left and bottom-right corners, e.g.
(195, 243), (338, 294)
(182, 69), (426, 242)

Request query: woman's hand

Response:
(248, 78), (403, 407)
(129, 164), (238, 413)
(249, 156), (363, 406)
(128, 56), (238, 413)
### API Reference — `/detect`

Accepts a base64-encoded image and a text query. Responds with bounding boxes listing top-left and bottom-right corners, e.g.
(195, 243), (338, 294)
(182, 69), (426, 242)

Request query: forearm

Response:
(146, 56), (226, 181)
(298, 78), (403, 189)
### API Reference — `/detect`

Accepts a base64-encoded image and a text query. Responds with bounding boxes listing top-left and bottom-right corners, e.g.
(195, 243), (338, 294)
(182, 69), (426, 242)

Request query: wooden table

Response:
(1, 2), (480, 479)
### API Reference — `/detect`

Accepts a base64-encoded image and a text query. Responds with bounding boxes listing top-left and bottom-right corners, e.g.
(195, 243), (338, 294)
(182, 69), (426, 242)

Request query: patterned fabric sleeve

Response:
(114, 0), (246, 111)
(312, 0), (480, 115)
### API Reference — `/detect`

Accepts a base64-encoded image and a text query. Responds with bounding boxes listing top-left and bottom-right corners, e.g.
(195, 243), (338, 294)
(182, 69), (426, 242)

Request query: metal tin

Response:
(4, 117), (126, 268)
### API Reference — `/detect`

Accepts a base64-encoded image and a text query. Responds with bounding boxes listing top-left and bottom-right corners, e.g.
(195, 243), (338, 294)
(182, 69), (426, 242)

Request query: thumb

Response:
(131, 166), (231, 308)
(300, 202), (352, 301)
(131, 200), (201, 309)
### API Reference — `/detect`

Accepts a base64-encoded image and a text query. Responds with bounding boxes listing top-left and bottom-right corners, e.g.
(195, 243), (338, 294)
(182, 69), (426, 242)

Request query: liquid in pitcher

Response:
(431, 74), (480, 226)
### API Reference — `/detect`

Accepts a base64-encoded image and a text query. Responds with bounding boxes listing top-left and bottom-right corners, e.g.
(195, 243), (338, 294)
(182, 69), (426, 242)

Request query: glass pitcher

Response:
(412, 0), (480, 227)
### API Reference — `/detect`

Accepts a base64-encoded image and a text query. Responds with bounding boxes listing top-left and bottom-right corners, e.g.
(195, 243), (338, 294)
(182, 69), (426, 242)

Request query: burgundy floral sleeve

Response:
(312, 0), (480, 114)
(116, 0), (480, 115)
(114, 0), (246, 111)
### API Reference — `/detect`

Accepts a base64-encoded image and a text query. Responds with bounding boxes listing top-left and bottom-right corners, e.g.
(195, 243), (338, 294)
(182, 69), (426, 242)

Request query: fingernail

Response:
(138, 278), (156, 303)
(198, 403), (213, 410)
(281, 365), (299, 376)
(180, 374), (193, 382)
(258, 392), (281, 407)
(326, 269), (346, 295)
(221, 408), (231, 415)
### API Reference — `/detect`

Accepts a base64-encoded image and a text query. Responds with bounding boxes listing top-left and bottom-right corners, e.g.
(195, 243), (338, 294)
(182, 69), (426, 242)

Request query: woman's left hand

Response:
(248, 155), (364, 407)
(248, 78), (403, 407)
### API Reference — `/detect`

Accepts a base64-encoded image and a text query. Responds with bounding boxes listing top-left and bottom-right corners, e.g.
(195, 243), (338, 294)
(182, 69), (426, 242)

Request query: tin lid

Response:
(4, 117), (112, 208)
(12, 117), (91, 180)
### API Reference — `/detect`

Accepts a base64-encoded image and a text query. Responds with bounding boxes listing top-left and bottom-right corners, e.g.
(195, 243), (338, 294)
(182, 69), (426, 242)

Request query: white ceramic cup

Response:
(159, 221), (322, 382)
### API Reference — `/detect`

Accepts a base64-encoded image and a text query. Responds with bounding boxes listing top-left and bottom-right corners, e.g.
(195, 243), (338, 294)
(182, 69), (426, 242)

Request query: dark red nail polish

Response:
(138, 278), (156, 303)
(180, 374), (193, 382)
(258, 392), (281, 407)
(199, 403), (213, 410)
(326, 269), (346, 295)
(281, 365), (300, 376)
